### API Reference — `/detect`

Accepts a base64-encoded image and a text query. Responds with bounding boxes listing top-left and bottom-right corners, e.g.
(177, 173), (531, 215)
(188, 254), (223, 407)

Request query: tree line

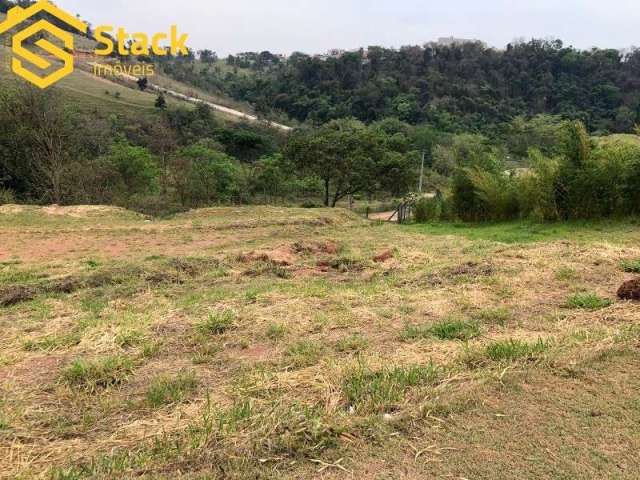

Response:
(161, 39), (640, 136)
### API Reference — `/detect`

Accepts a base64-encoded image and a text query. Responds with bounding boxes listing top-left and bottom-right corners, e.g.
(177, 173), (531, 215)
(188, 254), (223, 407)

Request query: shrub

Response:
(0, 188), (15, 205)
(413, 197), (442, 223)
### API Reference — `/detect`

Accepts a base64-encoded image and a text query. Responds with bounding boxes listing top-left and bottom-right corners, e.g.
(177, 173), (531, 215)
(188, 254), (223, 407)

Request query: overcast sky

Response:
(56, 0), (640, 56)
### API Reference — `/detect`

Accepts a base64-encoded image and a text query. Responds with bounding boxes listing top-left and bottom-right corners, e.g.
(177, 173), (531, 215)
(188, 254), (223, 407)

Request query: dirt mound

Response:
(239, 245), (297, 266)
(618, 278), (640, 300)
(373, 249), (394, 263)
(0, 204), (138, 218)
(291, 240), (339, 255)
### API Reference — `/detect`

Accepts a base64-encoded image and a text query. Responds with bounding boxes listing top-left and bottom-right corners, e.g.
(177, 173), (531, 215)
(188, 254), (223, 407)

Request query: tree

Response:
(136, 77), (149, 91)
(0, 86), (76, 203)
(155, 93), (167, 110)
(102, 141), (160, 198)
(286, 119), (388, 207)
(198, 49), (218, 64)
(171, 142), (244, 206)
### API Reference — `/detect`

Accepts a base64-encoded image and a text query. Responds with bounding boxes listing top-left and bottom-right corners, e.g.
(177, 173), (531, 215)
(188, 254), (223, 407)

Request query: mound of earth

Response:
(617, 278), (640, 300)
(238, 245), (297, 266)
(0, 204), (138, 218)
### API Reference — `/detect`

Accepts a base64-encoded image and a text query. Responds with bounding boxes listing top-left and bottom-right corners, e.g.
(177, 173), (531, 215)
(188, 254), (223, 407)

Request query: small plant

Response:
(146, 371), (198, 407)
(401, 318), (480, 341)
(285, 340), (324, 368)
(343, 363), (440, 413)
(266, 322), (287, 341)
(485, 339), (549, 362)
(430, 318), (481, 340)
(196, 310), (236, 335)
(621, 259), (640, 273)
(84, 259), (100, 269)
(61, 356), (134, 392)
(566, 293), (612, 310)
(335, 335), (368, 353)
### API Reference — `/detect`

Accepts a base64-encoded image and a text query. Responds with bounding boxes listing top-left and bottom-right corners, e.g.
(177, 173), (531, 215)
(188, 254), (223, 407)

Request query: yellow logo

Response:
(0, 0), (87, 89)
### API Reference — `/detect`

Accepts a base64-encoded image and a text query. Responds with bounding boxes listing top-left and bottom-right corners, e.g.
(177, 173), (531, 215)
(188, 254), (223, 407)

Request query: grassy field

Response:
(0, 205), (639, 479)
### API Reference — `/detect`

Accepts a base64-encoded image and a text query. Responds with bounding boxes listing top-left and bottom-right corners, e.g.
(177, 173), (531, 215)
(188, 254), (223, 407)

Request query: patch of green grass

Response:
(196, 310), (236, 335)
(23, 332), (81, 352)
(566, 293), (613, 310)
(285, 341), (324, 368)
(405, 220), (640, 244)
(146, 371), (199, 407)
(115, 329), (144, 349)
(621, 259), (640, 273)
(472, 307), (513, 326)
(485, 339), (550, 362)
(401, 318), (480, 341)
(343, 363), (440, 413)
(265, 322), (287, 341)
(335, 335), (369, 353)
(60, 356), (134, 392)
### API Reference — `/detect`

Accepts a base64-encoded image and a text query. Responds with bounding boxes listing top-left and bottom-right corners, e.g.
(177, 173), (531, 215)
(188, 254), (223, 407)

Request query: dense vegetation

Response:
(162, 40), (640, 135)
(2, 0), (640, 222)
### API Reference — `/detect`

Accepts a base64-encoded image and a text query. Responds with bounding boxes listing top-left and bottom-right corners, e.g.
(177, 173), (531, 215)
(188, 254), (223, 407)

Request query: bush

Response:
(414, 197), (442, 223)
(0, 188), (15, 205)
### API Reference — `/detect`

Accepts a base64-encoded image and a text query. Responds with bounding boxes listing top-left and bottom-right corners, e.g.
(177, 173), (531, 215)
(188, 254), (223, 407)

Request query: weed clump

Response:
(196, 310), (236, 335)
(485, 338), (549, 362)
(621, 259), (640, 273)
(146, 371), (198, 407)
(61, 356), (134, 392)
(401, 318), (480, 341)
(566, 292), (612, 310)
(343, 363), (440, 413)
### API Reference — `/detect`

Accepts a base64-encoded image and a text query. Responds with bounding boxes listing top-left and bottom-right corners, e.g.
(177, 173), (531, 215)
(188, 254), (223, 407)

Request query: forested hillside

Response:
(164, 40), (640, 134)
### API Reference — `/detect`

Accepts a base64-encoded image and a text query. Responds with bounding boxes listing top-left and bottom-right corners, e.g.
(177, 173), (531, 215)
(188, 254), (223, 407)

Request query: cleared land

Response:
(0, 206), (639, 479)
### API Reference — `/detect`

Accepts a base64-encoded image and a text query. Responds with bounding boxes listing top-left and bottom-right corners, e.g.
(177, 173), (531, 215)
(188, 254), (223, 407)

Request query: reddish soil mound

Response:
(291, 241), (339, 255)
(617, 278), (640, 300)
(239, 245), (297, 266)
(373, 249), (394, 263)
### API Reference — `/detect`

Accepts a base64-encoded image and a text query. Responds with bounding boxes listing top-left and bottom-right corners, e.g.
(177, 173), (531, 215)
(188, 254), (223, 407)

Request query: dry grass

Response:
(0, 206), (639, 479)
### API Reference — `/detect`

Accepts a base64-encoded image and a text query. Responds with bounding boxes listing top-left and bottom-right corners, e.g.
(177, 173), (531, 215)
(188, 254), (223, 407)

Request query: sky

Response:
(56, 0), (640, 56)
